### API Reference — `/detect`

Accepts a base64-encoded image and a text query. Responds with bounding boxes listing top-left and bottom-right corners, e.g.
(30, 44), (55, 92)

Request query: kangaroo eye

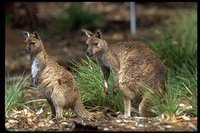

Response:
(94, 43), (98, 46)
(30, 42), (35, 45)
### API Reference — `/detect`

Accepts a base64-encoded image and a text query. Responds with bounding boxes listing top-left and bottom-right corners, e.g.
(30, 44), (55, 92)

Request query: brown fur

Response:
(22, 31), (93, 120)
(82, 29), (167, 117)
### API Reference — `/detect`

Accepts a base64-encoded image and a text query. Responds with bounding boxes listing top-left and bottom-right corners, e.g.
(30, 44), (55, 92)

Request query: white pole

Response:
(130, 2), (136, 35)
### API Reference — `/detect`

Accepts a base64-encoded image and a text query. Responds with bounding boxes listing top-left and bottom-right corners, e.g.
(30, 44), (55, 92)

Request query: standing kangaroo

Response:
(22, 31), (93, 120)
(82, 29), (167, 118)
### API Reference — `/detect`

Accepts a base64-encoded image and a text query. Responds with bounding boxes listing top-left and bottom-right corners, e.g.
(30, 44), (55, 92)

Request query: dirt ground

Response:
(5, 2), (197, 131)
(5, 107), (197, 131)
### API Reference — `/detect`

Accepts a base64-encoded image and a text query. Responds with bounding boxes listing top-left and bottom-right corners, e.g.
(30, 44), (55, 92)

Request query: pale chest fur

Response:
(31, 58), (40, 83)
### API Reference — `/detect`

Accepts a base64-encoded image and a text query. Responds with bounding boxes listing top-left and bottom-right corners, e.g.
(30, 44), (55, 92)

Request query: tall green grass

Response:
(5, 74), (29, 116)
(141, 10), (197, 119)
(144, 66), (197, 120)
(147, 10), (197, 70)
(71, 57), (124, 112)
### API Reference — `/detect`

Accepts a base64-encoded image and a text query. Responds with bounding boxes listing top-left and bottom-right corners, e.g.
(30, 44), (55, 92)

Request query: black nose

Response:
(86, 51), (93, 57)
(25, 47), (30, 53)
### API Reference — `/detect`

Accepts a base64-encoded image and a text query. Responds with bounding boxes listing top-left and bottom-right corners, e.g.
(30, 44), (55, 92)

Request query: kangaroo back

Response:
(82, 29), (167, 118)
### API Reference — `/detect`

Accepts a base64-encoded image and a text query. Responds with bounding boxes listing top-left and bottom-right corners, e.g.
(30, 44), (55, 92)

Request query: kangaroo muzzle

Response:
(25, 46), (31, 53)
(86, 50), (93, 57)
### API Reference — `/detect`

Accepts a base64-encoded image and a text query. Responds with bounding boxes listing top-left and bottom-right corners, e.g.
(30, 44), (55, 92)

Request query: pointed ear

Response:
(95, 29), (103, 39)
(21, 31), (30, 38)
(33, 31), (40, 40)
(82, 29), (94, 38)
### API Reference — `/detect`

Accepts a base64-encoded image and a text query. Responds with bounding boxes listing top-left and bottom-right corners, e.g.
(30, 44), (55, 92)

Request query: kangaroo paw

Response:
(113, 88), (118, 95)
(104, 87), (110, 95)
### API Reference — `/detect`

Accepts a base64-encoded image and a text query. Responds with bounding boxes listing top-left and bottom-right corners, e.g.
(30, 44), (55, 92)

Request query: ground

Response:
(5, 2), (197, 131)
(5, 107), (197, 131)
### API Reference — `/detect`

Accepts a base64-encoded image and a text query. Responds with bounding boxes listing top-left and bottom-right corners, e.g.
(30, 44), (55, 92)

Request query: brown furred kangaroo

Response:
(22, 31), (93, 120)
(82, 29), (167, 118)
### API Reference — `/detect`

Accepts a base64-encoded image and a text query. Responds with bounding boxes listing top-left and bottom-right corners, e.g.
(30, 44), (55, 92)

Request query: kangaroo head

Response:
(21, 31), (43, 54)
(82, 29), (106, 57)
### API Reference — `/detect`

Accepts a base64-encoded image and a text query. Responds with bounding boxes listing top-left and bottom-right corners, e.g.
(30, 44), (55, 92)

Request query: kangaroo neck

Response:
(97, 39), (109, 59)
(96, 40), (115, 68)
(30, 50), (47, 70)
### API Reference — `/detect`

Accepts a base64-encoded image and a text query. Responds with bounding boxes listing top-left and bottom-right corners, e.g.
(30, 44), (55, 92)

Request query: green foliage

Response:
(143, 66), (197, 120)
(147, 10), (197, 70)
(141, 10), (197, 119)
(141, 81), (181, 120)
(44, 3), (105, 39)
(172, 64), (197, 116)
(5, 73), (29, 116)
(71, 57), (123, 112)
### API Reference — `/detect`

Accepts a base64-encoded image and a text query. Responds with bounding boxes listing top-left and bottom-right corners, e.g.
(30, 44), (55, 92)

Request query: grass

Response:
(140, 9), (197, 119)
(143, 66), (197, 120)
(173, 64), (197, 116)
(145, 10), (197, 70)
(140, 81), (181, 120)
(70, 57), (124, 112)
(5, 73), (29, 116)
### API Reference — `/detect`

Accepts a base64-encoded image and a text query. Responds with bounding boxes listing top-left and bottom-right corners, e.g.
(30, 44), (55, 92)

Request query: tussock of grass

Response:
(148, 10), (197, 70)
(5, 73), (29, 116)
(140, 10), (197, 119)
(70, 57), (123, 112)
(143, 67), (197, 120)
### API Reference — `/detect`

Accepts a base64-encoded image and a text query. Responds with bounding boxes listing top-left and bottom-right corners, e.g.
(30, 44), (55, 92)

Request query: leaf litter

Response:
(5, 108), (197, 131)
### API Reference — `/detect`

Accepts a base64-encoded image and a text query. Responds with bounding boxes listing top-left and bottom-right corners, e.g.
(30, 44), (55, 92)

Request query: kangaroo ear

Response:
(21, 31), (30, 38)
(95, 29), (103, 39)
(82, 29), (94, 38)
(33, 31), (40, 40)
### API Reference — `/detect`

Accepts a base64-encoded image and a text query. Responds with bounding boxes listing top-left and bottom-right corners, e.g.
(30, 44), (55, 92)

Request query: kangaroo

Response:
(22, 31), (93, 120)
(82, 29), (167, 118)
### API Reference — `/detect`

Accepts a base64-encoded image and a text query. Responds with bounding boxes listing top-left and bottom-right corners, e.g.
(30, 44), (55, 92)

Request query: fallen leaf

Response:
(36, 108), (43, 115)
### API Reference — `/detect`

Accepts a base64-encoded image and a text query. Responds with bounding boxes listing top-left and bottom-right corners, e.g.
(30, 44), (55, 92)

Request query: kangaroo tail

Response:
(73, 98), (93, 120)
